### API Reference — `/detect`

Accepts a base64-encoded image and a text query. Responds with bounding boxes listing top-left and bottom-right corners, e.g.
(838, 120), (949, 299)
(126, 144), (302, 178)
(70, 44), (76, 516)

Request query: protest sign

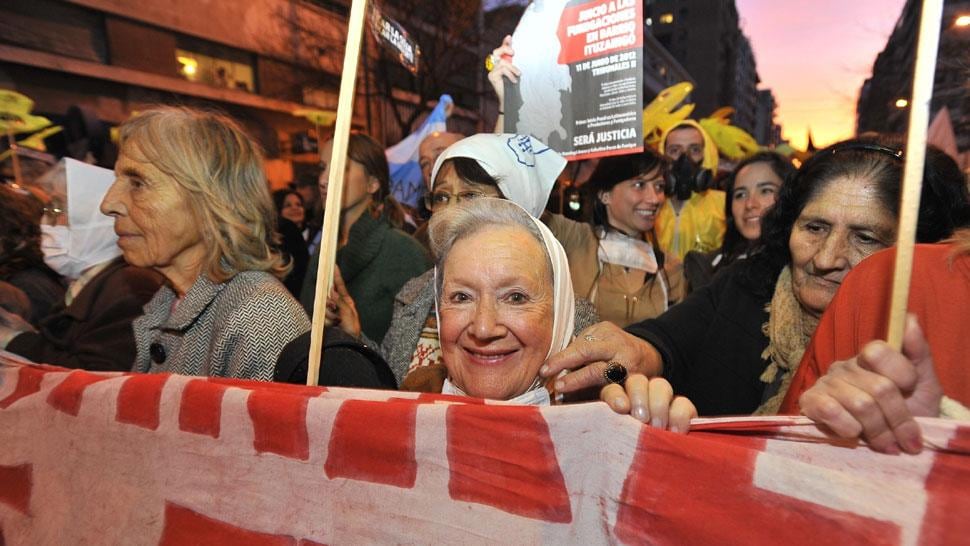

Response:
(369, 3), (421, 75)
(504, 0), (643, 160)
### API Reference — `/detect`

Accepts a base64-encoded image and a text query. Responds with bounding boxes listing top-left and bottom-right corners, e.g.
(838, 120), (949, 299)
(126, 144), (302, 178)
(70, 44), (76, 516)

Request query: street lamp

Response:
(955, 14), (970, 27)
(895, 98), (909, 108)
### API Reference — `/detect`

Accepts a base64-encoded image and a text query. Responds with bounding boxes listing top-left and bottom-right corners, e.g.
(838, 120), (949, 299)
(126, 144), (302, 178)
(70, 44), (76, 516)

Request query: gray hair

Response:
(118, 106), (287, 282)
(428, 198), (552, 299)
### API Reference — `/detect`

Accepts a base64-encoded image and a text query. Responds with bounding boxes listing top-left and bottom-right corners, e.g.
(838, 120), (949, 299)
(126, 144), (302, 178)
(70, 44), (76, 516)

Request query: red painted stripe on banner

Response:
(179, 379), (226, 438)
(116, 374), (169, 430)
(324, 400), (417, 488)
(615, 428), (899, 545)
(249, 390), (310, 460)
(209, 377), (327, 398)
(46, 371), (112, 416)
(0, 464), (32, 515)
(0, 366), (51, 409)
(415, 392), (485, 404)
(159, 502), (297, 545)
(447, 405), (572, 523)
(920, 427), (970, 546)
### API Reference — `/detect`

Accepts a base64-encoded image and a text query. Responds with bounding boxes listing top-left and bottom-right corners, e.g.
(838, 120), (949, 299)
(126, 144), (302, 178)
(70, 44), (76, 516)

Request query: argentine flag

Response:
(386, 94), (452, 208)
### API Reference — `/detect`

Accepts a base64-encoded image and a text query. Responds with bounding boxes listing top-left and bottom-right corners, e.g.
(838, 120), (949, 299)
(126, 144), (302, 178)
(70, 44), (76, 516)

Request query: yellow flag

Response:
(699, 108), (760, 160)
(293, 109), (338, 127)
(642, 82), (695, 146)
(0, 90), (52, 134)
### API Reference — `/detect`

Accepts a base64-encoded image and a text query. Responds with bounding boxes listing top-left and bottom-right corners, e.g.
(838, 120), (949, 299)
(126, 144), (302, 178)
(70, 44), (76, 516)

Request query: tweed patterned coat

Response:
(132, 271), (310, 381)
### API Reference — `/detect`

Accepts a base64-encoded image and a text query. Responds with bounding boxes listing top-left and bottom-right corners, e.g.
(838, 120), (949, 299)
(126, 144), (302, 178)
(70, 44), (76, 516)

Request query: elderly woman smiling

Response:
(100, 107), (309, 380)
(410, 198), (693, 429)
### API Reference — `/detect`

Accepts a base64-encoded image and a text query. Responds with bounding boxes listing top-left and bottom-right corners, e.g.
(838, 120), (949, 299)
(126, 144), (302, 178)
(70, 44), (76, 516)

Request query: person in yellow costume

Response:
(655, 120), (726, 260)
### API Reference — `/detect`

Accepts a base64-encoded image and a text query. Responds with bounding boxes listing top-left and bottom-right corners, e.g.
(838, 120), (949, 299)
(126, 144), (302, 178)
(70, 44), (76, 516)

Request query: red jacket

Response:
(780, 243), (970, 414)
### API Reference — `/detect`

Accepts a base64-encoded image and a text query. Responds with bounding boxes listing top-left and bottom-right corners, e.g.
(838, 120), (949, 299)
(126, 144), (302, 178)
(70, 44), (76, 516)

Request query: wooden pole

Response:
(306, 0), (370, 386)
(886, 0), (944, 350)
(6, 127), (23, 186)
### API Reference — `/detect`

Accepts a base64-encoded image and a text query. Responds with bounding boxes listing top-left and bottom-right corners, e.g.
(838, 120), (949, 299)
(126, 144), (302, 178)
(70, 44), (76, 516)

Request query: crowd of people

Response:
(2, 38), (969, 453)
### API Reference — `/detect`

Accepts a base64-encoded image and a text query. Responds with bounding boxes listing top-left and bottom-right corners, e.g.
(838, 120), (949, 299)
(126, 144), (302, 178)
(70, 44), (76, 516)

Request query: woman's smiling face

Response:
(731, 161), (782, 241)
(437, 225), (553, 400)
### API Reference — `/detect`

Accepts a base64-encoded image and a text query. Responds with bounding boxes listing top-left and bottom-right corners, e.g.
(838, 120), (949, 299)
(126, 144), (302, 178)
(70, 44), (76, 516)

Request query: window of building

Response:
(659, 13), (674, 24)
(174, 35), (256, 93)
(176, 49), (255, 92)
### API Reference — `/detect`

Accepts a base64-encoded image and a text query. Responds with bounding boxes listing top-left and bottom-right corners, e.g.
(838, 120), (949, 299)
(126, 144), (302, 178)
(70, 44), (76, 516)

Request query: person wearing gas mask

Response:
(0, 158), (163, 372)
(655, 121), (727, 261)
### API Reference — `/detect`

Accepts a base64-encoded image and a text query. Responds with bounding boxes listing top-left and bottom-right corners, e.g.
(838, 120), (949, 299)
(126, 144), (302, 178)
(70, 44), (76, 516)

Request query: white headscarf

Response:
(37, 158), (120, 279)
(428, 134), (567, 218)
(524, 205), (576, 360)
(434, 200), (575, 402)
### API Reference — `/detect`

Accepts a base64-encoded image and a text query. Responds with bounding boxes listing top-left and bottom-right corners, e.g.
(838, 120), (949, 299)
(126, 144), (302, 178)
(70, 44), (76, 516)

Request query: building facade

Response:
(0, 0), (491, 186)
(856, 0), (970, 168)
(643, 0), (763, 134)
(754, 88), (782, 146)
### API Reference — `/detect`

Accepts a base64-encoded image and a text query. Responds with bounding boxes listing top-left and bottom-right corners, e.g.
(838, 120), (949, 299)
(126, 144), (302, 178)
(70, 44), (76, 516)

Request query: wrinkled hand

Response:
(799, 315), (942, 455)
(0, 307), (36, 349)
(487, 35), (520, 108)
(325, 266), (361, 338)
(541, 321), (663, 394)
(601, 374), (696, 433)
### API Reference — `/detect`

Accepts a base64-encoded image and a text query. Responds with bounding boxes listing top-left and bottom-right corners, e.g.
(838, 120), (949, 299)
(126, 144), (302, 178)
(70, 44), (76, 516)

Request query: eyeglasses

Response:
(42, 202), (66, 225)
(424, 190), (488, 211)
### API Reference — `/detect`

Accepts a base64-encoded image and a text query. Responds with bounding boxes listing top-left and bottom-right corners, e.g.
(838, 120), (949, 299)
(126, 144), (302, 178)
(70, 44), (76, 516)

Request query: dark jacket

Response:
(5, 265), (65, 325)
(275, 329), (397, 389)
(6, 257), (163, 371)
(300, 213), (430, 344)
(277, 217), (310, 298)
(626, 262), (771, 416)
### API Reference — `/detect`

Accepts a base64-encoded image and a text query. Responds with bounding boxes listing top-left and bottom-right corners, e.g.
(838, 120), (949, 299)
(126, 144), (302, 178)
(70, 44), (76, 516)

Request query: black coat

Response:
(6, 257), (163, 372)
(5, 265), (65, 325)
(277, 217), (310, 298)
(275, 329), (397, 389)
(626, 263), (772, 416)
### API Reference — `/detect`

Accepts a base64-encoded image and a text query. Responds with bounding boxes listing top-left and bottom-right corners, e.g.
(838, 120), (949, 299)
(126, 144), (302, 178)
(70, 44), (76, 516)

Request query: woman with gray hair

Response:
(325, 133), (599, 387)
(402, 197), (696, 430)
(100, 106), (309, 380)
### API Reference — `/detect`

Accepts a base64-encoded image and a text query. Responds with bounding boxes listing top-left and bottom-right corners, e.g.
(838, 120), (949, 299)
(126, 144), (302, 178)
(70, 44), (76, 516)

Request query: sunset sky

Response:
(735, 0), (908, 150)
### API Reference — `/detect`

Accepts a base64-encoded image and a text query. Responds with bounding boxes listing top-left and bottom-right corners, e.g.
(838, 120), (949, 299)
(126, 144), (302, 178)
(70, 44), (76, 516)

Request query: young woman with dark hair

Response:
(684, 151), (795, 291)
(546, 149), (686, 327)
(300, 132), (430, 344)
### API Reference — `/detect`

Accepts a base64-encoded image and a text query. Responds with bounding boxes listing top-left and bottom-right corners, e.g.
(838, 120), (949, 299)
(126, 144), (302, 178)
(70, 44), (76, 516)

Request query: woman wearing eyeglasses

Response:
(326, 133), (600, 387)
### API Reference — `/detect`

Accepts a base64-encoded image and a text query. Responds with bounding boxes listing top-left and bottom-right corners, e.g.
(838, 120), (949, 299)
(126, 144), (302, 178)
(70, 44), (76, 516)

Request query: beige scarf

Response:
(754, 266), (820, 415)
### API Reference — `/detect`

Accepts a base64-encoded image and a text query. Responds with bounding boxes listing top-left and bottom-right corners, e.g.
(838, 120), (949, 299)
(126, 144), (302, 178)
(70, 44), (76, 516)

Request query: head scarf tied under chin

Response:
(38, 158), (121, 279)
(434, 200), (575, 400)
(527, 204), (576, 359)
(428, 134), (567, 218)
